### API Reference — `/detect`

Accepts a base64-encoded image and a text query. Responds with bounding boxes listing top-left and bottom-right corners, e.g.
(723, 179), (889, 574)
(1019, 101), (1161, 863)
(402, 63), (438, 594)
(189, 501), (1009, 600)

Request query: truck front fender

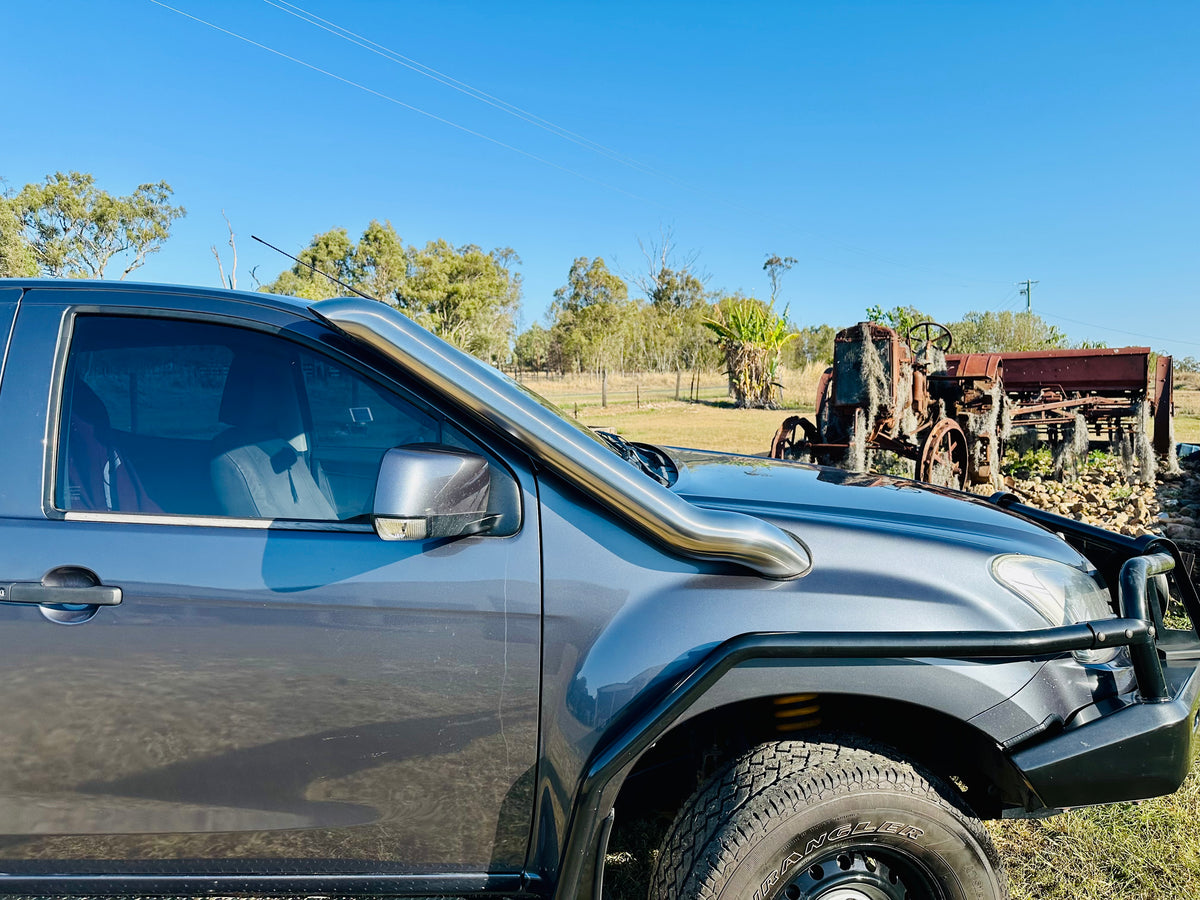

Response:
(549, 622), (1157, 900)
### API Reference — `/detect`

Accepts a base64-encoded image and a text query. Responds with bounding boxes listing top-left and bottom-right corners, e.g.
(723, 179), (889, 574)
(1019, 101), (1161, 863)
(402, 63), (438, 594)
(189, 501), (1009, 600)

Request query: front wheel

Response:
(650, 738), (1006, 900)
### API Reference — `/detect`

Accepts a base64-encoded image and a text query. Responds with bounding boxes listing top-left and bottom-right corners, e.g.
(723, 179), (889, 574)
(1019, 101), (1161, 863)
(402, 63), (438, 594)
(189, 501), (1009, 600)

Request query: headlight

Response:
(991, 554), (1117, 663)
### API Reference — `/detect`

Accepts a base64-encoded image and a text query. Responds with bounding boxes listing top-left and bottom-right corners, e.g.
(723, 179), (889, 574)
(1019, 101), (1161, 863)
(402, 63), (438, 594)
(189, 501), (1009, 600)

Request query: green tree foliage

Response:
(948, 310), (1067, 353)
(763, 253), (797, 304)
(632, 231), (715, 376)
(705, 296), (796, 409)
(0, 189), (37, 278)
(546, 257), (633, 374)
(566, 300), (637, 375)
(789, 323), (837, 367)
(552, 256), (628, 312)
(514, 322), (552, 372)
(353, 219), (409, 304)
(266, 227), (358, 301)
(646, 264), (706, 310)
(865, 304), (932, 337)
(11, 171), (185, 278)
(264, 223), (520, 364)
(1175, 356), (1199, 374)
(401, 240), (521, 364)
(536, 253), (724, 378)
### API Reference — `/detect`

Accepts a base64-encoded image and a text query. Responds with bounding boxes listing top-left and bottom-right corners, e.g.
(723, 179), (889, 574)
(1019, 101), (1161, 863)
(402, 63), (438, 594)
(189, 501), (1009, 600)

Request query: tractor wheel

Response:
(815, 368), (835, 441)
(918, 419), (968, 490)
(771, 417), (804, 459)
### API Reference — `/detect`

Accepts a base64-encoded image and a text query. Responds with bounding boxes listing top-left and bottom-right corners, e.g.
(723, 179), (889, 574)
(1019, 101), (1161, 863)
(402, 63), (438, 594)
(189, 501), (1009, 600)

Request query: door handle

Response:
(0, 583), (122, 606)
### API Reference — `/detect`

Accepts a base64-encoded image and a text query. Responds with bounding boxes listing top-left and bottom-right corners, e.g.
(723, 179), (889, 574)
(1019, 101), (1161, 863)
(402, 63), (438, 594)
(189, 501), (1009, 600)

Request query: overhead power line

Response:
(993, 288), (1020, 312)
(150, 0), (1015, 289)
(147, 0), (657, 206)
(259, 0), (677, 185)
(1040, 311), (1200, 349)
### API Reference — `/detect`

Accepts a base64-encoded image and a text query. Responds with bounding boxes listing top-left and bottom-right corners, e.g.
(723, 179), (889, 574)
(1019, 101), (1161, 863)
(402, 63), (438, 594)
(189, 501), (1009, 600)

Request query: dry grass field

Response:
(1176, 370), (1200, 445)
(519, 366), (821, 455)
(523, 366), (1200, 451)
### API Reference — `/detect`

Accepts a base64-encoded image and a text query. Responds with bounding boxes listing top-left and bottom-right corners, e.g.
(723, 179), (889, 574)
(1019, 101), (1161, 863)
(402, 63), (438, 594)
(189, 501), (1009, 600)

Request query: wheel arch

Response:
(553, 646), (1042, 900)
(613, 690), (1027, 829)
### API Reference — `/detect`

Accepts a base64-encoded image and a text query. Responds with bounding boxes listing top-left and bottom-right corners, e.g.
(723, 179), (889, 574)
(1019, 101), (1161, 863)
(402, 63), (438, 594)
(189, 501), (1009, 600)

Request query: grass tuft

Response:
(990, 769), (1200, 899)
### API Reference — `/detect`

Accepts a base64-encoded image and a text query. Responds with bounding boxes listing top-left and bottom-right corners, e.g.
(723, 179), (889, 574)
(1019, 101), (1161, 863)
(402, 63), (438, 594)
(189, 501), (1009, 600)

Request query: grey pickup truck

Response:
(0, 278), (1196, 900)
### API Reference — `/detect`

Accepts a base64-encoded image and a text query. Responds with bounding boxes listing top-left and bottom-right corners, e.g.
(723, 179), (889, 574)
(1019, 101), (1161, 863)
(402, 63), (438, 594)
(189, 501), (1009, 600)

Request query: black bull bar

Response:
(986, 492), (1200, 809)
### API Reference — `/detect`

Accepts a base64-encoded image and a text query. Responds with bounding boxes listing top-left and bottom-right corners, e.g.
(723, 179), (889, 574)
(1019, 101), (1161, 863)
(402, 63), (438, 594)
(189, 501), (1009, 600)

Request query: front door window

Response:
(58, 315), (442, 521)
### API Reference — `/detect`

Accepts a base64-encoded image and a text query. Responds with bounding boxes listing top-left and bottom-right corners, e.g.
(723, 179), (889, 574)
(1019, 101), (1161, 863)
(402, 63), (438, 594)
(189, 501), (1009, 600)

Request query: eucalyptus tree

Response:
(632, 231), (714, 390)
(763, 253), (797, 304)
(400, 240), (521, 365)
(264, 227), (357, 300)
(514, 322), (552, 373)
(548, 257), (632, 374)
(948, 310), (1067, 353)
(789, 323), (837, 367)
(0, 191), (37, 277)
(264, 223), (520, 364)
(12, 171), (185, 278)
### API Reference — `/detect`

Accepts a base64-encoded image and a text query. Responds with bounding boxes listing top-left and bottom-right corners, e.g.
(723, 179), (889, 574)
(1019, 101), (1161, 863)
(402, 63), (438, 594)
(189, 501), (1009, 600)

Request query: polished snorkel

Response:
(312, 297), (812, 579)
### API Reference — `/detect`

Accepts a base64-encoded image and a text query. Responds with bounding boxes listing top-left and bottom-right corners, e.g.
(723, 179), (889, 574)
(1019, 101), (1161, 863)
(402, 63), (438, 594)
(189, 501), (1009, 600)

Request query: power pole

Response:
(1018, 279), (1039, 314)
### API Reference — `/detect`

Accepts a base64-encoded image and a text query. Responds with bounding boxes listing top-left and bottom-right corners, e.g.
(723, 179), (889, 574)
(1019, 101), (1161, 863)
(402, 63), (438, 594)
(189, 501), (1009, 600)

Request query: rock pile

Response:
(1158, 451), (1200, 544)
(1012, 462), (1158, 536)
(1007, 449), (1200, 540)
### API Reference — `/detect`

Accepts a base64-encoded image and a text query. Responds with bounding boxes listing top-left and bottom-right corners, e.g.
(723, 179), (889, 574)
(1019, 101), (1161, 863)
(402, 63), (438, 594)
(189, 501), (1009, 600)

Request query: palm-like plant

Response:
(704, 299), (796, 408)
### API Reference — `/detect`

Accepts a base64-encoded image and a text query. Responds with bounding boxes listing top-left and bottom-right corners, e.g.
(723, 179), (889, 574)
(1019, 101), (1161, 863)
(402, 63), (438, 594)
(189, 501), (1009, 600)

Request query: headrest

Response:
(218, 352), (305, 442)
(71, 379), (112, 435)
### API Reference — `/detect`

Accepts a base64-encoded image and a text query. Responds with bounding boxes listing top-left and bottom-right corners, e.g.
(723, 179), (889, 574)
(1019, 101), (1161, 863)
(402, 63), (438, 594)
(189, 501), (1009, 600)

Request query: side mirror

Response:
(373, 445), (495, 541)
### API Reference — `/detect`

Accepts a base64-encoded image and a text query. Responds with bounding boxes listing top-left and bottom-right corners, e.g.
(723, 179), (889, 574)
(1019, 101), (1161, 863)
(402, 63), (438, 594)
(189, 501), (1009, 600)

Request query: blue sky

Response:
(4, 1), (1198, 357)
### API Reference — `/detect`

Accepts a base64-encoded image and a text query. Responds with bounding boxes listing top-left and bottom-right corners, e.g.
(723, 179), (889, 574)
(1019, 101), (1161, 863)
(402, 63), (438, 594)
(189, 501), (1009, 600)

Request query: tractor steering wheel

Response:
(905, 321), (954, 353)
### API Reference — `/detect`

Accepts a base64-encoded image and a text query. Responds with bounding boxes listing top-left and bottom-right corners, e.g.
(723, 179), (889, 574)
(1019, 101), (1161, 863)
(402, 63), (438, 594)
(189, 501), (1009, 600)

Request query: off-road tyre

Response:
(649, 736), (1006, 900)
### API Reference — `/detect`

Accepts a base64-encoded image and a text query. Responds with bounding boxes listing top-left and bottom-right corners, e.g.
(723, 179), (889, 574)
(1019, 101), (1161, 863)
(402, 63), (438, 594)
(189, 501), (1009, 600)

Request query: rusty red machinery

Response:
(770, 321), (1174, 490)
(997, 347), (1155, 436)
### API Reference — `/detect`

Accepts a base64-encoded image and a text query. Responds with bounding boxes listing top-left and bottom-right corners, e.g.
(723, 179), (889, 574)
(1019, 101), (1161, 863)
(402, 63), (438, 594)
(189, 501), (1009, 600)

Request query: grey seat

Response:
(210, 353), (337, 520)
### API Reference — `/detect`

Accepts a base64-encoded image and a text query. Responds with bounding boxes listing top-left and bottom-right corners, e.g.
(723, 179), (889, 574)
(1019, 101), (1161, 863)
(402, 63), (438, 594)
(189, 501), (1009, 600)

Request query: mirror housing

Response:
(373, 445), (495, 541)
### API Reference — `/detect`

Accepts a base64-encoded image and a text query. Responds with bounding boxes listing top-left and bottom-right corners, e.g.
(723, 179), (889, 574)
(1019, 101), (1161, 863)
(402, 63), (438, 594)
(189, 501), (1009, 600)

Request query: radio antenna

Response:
(251, 235), (380, 303)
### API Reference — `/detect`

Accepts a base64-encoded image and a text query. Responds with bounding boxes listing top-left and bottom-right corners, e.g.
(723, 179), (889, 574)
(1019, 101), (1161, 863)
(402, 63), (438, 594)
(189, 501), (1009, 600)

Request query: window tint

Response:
(72, 333), (233, 441)
(59, 315), (441, 520)
(299, 356), (439, 517)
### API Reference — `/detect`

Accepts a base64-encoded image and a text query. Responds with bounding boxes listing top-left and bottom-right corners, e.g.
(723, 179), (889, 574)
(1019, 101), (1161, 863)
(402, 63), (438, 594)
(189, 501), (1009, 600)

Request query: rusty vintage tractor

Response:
(770, 322), (1004, 489)
(771, 321), (1175, 490)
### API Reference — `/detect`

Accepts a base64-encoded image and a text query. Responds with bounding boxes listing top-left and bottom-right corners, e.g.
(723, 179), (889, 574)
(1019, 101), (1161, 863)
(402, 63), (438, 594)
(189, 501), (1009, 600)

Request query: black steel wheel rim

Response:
(772, 845), (943, 900)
